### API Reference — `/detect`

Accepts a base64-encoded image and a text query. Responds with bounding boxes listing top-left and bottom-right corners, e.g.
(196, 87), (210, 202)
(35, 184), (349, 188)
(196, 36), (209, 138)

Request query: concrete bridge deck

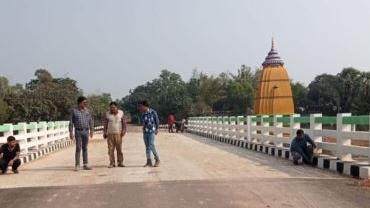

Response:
(0, 127), (369, 208)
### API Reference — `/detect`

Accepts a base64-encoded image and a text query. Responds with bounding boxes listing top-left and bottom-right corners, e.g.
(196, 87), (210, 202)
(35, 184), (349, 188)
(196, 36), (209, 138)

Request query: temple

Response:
(253, 39), (294, 115)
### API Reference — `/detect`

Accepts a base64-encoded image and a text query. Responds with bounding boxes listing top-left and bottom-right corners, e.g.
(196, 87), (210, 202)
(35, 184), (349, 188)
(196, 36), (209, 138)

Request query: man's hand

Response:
(90, 132), (94, 139)
(103, 133), (108, 139)
(8, 160), (14, 166)
(121, 131), (126, 138)
(70, 134), (74, 140)
(154, 130), (158, 135)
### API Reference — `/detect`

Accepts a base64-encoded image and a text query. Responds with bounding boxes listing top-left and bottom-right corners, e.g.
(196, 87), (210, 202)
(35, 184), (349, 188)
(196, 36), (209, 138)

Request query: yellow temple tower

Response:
(254, 39), (294, 115)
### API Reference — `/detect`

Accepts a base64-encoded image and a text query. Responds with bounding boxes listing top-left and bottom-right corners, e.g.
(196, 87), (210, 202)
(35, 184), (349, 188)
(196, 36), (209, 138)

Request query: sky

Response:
(1, 0), (370, 99)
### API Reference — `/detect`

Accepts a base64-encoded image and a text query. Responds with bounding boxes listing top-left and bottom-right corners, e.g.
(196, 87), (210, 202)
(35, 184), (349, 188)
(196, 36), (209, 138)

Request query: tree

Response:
(88, 93), (112, 126)
(119, 70), (192, 123)
(336, 68), (362, 113)
(291, 81), (308, 114)
(307, 74), (340, 115)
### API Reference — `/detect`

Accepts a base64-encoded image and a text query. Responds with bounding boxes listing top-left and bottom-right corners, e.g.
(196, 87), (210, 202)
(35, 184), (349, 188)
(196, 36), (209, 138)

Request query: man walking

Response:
(138, 100), (160, 167)
(167, 114), (175, 133)
(0, 136), (21, 174)
(290, 129), (316, 165)
(103, 102), (127, 168)
(69, 96), (94, 171)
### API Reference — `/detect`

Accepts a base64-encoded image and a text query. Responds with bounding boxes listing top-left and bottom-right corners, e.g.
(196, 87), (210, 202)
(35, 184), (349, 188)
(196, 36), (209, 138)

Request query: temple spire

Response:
(262, 38), (284, 67)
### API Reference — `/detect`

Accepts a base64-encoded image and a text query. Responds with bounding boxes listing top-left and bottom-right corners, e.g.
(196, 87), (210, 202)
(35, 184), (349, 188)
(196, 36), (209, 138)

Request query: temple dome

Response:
(254, 39), (294, 115)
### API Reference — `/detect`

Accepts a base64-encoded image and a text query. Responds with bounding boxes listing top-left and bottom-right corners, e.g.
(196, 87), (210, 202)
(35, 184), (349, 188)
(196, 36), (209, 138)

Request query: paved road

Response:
(0, 127), (369, 208)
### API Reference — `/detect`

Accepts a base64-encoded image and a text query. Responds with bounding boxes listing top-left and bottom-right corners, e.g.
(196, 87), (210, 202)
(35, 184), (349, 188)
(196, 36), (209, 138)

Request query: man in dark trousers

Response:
(138, 100), (160, 167)
(0, 136), (21, 174)
(290, 129), (316, 165)
(69, 96), (94, 171)
(167, 114), (175, 133)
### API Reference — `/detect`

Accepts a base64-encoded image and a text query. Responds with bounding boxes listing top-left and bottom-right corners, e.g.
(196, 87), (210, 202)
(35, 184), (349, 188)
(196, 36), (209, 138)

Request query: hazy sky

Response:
(1, 0), (370, 99)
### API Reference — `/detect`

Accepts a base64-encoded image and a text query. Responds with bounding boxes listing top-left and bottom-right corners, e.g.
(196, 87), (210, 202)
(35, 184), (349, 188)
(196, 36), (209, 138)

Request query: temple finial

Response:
(271, 37), (275, 50)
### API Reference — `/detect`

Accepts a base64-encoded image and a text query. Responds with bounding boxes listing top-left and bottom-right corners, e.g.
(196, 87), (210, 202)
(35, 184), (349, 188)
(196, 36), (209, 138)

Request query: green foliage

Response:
(118, 70), (191, 123)
(291, 81), (308, 114)
(87, 93), (112, 126)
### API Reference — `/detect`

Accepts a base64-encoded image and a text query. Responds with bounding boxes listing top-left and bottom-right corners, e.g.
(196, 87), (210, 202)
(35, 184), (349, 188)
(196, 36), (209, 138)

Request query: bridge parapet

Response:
(188, 113), (370, 179)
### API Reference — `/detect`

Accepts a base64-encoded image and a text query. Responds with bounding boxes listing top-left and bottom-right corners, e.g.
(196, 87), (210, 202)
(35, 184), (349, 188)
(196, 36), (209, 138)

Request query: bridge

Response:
(0, 116), (370, 208)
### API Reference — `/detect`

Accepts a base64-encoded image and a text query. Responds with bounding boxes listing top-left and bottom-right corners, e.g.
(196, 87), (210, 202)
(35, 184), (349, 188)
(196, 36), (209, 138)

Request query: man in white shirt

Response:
(103, 102), (127, 168)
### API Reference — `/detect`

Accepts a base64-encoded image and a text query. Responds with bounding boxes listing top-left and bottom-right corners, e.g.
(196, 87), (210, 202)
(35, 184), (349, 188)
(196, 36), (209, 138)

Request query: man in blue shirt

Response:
(138, 100), (160, 167)
(290, 129), (316, 165)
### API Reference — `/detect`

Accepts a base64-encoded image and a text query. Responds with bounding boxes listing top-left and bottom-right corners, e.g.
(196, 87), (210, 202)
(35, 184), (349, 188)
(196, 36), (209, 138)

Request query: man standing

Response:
(138, 100), (160, 167)
(0, 136), (21, 174)
(290, 129), (316, 165)
(69, 96), (94, 171)
(167, 114), (175, 133)
(103, 102), (127, 168)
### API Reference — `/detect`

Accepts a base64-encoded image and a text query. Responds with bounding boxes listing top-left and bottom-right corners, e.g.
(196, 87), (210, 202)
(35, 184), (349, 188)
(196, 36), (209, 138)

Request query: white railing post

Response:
(261, 115), (270, 144)
(230, 116), (236, 139)
(248, 116), (255, 142)
(310, 114), (322, 154)
(237, 116), (245, 140)
(3, 124), (13, 139)
(337, 113), (352, 161)
(274, 115), (283, 147)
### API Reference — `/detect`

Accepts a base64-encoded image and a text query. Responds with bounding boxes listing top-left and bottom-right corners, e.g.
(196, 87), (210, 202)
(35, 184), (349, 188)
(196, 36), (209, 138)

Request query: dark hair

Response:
(7, 136), (16, 142)
(77, 96), (87, 104)
(138, 100), (149, 107)
(296, 129), (304, 136)
(110, 102), (118, 107)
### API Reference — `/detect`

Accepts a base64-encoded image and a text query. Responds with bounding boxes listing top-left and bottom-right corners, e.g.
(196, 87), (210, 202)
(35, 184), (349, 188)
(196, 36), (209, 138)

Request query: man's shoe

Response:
(154, 160), (160, 167)
(118, 164), (125, 167)
(108, 164), (115, 168)
(143, 159), (152, 167)
(74, 166), (80, 172)
(83, 165), (92, 170)
(293, 160), (299, 166)
(12, 169), (19, 174)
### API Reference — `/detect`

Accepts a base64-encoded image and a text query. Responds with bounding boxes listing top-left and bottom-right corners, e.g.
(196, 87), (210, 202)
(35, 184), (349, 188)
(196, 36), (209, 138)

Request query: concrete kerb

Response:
(20, 140), (74, 165)
(186, 130), (370, 179)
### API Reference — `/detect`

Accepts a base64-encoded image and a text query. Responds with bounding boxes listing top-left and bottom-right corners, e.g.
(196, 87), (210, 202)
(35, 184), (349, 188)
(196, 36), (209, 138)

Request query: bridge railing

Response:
(188, 113), (370, 164)
(0, 121), (103, 154)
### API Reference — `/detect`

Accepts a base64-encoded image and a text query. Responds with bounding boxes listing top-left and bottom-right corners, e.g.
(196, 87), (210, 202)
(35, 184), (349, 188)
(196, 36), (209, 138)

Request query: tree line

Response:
(1, 66), (369, 124)
(0, 69), (112, 125)
(119, 66), (370, 123)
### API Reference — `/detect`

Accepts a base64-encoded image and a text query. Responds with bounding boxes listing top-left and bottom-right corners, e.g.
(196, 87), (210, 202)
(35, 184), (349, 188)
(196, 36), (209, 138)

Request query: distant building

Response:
(254, 39), (294, 115)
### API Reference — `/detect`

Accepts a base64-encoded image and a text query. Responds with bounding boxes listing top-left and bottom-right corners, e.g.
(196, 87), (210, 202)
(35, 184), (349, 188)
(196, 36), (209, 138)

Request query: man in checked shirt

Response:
(69, 96), (94, 171)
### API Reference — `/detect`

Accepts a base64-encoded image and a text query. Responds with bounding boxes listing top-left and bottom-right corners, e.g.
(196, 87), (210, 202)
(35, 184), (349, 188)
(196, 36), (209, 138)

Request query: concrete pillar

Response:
(337, 113), (352, 161)
(310, 114), (323, 154)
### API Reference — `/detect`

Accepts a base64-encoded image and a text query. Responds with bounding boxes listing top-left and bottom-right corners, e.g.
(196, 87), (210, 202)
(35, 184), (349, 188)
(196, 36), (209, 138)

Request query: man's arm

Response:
(0, 145), (3, 159)
(69, 109), (74, 137)
(153, 111), (160, 130)
(8, 144), (20, 166)
(89, 110), (94, 138)
(103, 113), (108, 138)
(121, 113), (127, 137)
(305, 134), (316, 148)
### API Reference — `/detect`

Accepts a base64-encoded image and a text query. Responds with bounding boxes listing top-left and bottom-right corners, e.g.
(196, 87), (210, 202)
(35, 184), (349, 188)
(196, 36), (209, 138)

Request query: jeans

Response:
(143, 133), (159, 161)
(75, 130), (89, 166)
(292, 146), (314, 164)
(0, 158), (21, 173)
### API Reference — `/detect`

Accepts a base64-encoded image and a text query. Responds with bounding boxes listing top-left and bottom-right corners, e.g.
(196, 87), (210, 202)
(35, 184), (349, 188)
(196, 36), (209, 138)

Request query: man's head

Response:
(110, 101), (119, 114)
(138, 100), (149, 112)
(7, 136), (17, 148)
(296, 129), (304, 139)
(77, 96), (87, 109)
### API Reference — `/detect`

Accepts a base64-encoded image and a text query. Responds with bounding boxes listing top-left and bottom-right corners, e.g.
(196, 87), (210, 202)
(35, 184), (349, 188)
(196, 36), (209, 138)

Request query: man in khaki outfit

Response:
(103, 102), (127, 168)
